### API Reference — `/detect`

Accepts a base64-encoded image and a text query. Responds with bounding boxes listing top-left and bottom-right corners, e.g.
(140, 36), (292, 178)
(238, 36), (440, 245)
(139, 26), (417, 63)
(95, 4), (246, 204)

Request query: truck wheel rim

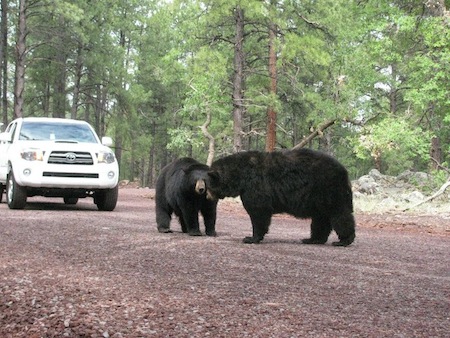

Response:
(7, 176), (13, 202)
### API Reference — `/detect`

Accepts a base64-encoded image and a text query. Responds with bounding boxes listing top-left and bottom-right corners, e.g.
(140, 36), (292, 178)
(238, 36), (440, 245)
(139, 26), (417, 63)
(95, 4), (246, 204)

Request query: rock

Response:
(398, 170), (429, 184)
(402, 191), (425, 204)
(354, 175), (379, 194)
(368, 169), (383, 180)
(378, 197), (398, 210)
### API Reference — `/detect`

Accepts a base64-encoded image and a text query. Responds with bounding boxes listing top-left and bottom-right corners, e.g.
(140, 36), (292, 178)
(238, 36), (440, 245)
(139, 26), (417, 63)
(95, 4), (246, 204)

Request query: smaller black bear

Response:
(207, 148), (355, 246)
(155, 157), (217, 236)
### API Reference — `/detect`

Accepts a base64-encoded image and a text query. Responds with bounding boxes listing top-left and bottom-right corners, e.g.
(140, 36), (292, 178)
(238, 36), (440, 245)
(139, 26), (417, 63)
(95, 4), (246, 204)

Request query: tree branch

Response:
(292, 119), (336, 149)
(293, 11), (335, 39)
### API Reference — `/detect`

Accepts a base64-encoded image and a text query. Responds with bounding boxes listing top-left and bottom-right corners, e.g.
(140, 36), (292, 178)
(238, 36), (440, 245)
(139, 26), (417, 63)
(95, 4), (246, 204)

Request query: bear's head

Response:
(182, 163), (210, 197)
(207, 167), (240, 200)
(206, 170), (221, 199)
(208, 152), (261, 200)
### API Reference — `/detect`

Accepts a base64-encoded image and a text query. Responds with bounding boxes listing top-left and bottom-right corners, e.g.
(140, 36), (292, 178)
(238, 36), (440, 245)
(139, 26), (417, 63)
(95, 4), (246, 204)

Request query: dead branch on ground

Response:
(403, 177), (450, 211)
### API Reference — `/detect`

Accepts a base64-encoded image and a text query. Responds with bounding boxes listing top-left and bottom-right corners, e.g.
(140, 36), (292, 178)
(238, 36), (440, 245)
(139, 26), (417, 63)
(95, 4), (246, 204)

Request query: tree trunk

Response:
(94, 86), (101, 134)
(53, 60), (67, 118)
(146, 120), (156, 187)
(200, 109), (215, 166)
(424, 0), (446, 16)
(265, 19), (277, 152)
(430, 136), (442, 170)
(0, 0), (7, 127)
(14, 0), (27, 119)
(85, 71), (94, 125)
(42, 80), (50, 116)
(94, 84), (107, 136)
(71, 43), (83, 119)
(388, 64), (398, 114)
(114, 110), (123, 172)
(232, 6), (245, 153)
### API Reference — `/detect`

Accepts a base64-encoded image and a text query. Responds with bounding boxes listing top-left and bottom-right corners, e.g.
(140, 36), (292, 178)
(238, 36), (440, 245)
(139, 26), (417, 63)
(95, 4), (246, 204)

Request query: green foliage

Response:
(352, 118), (432, 175)
(167, 128), (204, 153)
(4, 0), (449, 186)
(282, 33), (331, 67)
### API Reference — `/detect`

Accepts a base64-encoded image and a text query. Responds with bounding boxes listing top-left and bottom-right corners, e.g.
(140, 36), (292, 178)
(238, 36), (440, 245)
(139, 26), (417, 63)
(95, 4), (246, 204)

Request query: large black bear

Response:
(208, 148), (355, 246)
(155, 157), (217, 236)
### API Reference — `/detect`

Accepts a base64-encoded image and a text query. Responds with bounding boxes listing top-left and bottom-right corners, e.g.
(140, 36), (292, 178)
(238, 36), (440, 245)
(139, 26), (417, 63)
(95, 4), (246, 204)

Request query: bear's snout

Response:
(195, 180), (206, 195)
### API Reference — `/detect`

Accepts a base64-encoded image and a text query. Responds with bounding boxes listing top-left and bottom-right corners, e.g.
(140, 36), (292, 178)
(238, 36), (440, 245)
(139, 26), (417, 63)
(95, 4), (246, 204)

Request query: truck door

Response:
(0, 121), (17, 182)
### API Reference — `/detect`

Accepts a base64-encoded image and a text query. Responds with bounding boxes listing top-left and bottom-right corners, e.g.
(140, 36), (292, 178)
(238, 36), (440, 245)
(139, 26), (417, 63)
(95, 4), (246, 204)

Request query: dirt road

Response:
(1, 188), (449, 337)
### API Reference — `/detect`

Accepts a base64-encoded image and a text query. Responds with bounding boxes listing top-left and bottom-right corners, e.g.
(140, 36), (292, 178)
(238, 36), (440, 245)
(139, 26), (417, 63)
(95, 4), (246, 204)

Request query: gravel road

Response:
(1, 188), (449, 337)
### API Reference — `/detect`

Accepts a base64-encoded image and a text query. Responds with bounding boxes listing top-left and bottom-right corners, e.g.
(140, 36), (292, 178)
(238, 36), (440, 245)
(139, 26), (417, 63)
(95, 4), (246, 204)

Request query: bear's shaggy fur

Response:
(208, 148), (355, 246)
(155, 157), (217, 236)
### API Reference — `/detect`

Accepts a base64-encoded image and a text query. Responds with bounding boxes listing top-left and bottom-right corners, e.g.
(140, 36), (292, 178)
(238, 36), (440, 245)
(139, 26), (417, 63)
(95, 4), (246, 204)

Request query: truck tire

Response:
(95, 185), (118, 211)
(64, 197), (79, 205)
(7, 171), (27, 209)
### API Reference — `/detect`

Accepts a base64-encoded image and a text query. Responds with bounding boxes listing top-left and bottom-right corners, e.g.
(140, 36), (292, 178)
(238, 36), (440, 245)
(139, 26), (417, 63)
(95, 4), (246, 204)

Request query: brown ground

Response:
(0, 188), (449, 338)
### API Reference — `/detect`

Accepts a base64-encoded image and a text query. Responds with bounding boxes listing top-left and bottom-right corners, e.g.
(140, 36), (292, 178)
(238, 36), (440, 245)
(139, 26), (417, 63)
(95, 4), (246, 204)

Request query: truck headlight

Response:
(97, 151), (116, 164)
(21, 149), (44, 161)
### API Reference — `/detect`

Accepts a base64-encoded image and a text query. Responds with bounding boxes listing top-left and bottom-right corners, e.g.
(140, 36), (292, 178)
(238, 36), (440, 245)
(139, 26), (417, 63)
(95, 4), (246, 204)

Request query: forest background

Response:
(0, 0), (449, 188)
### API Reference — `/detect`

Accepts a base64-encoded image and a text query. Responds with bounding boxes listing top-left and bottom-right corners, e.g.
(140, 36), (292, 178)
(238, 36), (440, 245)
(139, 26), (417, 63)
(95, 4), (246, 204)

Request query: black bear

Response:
(207, 148), (355, 246)
(155, 157), (217, 236)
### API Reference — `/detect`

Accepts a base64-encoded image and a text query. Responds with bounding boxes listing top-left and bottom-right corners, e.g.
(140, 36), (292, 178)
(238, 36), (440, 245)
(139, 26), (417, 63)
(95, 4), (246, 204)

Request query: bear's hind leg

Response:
(178, 217), (189, 233)
(302, 215), (332, 245)
(156, 205), (173, 233)
(331, 212), (355, 247)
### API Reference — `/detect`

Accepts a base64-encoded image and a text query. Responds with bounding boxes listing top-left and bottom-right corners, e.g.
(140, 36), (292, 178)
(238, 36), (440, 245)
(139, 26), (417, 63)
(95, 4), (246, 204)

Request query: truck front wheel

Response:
(7, 171), (27, 209)
(95, 185), (118, 211)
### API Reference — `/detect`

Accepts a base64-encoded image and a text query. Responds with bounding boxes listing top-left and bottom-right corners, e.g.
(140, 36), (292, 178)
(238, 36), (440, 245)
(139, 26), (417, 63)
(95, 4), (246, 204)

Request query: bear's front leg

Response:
(181, 205), (202, 236)
(201, 199), (218, 237)
(243, 210), (272, 244)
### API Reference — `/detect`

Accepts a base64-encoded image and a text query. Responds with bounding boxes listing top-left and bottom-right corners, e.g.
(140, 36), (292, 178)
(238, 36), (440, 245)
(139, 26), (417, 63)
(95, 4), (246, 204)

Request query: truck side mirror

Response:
(101, 136), (113, 147)
(0, 132), (12, 143)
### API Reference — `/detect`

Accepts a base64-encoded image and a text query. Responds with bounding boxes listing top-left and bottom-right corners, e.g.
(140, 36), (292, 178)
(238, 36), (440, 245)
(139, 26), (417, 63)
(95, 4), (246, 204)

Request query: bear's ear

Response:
(207, 171), (220, 181)
(180, 163), (192, 173)
(181, 163), (199, 173)
(182, 163), (209, 173)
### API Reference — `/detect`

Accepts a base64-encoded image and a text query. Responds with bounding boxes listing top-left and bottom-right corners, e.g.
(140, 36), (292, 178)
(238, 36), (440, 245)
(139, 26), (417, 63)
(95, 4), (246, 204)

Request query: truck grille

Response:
(43, 172), (99, 178)
(48, 151), (94, 165)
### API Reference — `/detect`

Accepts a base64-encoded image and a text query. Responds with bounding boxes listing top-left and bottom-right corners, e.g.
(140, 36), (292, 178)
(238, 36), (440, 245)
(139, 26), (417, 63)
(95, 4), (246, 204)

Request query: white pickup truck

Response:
(0, 117), (119, 210)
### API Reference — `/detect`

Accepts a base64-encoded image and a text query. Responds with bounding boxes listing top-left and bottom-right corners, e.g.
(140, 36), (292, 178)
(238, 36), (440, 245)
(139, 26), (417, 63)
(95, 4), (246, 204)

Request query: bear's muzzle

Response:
(195, 180), (206, 195)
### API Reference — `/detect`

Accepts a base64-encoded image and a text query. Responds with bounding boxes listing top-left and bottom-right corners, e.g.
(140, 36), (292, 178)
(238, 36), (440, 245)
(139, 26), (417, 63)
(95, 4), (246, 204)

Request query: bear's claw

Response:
(243, 236), (262, 244)
(332, 239), (353, 247)
(158, 228), (173, 234)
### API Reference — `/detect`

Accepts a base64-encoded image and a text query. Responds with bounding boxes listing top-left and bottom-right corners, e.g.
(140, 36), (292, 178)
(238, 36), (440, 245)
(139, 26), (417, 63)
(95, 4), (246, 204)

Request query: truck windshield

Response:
(19, 121), (98, 143)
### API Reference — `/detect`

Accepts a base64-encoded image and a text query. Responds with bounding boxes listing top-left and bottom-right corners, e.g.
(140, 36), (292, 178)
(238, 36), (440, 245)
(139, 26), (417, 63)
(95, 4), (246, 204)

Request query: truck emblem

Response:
(66, 152), (77, 163)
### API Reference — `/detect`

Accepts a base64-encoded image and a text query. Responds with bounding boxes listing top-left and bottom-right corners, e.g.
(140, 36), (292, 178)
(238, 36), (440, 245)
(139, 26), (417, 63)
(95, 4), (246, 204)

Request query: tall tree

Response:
(265, 1), (277, 152)
(232, 5), (245, 153)
(14, 0), (27, 118)
(0, 0), (7, 126)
